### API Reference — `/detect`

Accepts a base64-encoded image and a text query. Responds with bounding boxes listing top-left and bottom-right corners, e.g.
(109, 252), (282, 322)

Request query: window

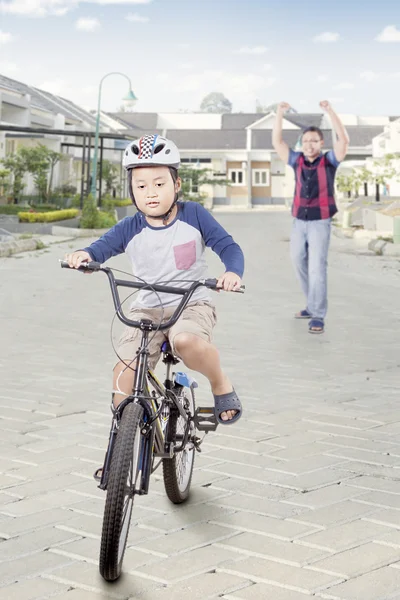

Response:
(188, 179), (199, 194)
(229, 169), (245, 186)
(252, 169), (270, 187)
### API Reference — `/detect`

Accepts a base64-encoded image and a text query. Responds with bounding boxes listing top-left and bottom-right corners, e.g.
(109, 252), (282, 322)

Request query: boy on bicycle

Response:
(65, 135), (244, 424)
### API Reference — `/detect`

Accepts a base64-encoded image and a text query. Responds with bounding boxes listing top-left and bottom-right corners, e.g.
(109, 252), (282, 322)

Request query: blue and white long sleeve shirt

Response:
(83, 201), (244, 308)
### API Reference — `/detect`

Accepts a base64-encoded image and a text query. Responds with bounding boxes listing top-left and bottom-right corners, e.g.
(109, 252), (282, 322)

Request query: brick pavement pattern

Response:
(1, 212), (400, 600)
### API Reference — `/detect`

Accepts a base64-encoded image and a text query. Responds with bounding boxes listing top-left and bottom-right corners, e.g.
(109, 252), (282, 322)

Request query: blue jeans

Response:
(290, 218), (331, 320)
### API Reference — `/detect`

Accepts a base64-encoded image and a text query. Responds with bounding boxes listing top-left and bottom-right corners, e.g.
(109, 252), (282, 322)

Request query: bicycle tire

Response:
(99, 401), (144, 581)
(163, 386), (196, 503)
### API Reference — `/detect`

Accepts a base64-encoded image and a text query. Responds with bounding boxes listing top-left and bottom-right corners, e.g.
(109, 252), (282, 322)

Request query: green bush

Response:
(0, 205), (30, 215)
(109, 198), (132, 207)
(30, 203), (59, 212)
(18, 209), (79, 223)
(96, 211), (117, 229)
(80, 195), (116, 229)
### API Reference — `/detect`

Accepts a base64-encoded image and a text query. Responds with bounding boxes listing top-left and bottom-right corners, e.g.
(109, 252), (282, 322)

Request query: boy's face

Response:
(302, 131), (324, 160)
(131, 166), (181, 217)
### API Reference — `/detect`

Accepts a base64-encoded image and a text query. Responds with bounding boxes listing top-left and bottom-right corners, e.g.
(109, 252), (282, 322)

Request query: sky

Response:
(1, 0), (400, 116)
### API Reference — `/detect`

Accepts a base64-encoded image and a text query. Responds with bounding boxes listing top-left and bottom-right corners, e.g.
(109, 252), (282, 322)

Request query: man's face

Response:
(302, 131), (324, 159)
(131, 166), (180, 216)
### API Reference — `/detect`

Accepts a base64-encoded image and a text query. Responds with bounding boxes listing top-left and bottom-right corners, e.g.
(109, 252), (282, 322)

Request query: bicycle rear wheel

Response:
(99, 402), (143, 582)
(163, 386), (196, 503)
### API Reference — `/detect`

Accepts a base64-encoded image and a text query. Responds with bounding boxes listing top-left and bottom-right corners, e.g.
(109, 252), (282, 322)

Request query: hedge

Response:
(18, 209), (79, 223)
(0, 205), (31, 215)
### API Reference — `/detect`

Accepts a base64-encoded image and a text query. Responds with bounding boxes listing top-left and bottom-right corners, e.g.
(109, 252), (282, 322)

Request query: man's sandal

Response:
(214, 389), (242, 425)
(295, 309), (312, 319)
(309, 318), (324, 334)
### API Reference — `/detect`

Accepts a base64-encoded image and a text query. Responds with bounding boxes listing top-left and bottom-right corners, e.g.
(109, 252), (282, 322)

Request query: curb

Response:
(332, 226), (400, 256)
(0, 238), (42, 257)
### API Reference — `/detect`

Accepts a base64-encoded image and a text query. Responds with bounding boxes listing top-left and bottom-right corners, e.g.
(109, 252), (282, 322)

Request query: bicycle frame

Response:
(60, 260), (244, 494)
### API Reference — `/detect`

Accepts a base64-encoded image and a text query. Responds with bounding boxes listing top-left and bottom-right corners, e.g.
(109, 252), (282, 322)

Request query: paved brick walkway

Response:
(1, 212), (400, 599)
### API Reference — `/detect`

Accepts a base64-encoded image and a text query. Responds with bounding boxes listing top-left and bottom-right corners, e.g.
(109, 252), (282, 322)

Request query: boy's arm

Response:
(196, 204), (244, 278)
(272, 102), (291, 164)
(320, 100), (349, 163)
(82, 218), (134, 263)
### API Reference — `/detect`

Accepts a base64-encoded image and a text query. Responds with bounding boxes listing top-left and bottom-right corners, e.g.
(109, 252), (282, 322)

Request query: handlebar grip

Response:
(60, 260), (102, 272)
(205, 278), (245, 293)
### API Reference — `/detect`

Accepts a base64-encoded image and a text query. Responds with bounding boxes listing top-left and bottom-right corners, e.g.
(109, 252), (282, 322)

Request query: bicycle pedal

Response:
(194, 407), (218, 432)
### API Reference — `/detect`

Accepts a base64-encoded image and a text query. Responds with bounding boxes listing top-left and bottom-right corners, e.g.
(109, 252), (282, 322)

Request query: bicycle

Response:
(60, 260), (244, 582)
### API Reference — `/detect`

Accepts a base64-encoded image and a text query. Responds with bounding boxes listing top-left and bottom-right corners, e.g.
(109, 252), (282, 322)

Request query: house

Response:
(0, 73), (394, 206)
(109, 110), (389, 208)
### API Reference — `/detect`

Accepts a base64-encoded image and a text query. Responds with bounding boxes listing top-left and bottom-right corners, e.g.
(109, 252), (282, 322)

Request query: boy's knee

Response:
(173, 332), (202, 354)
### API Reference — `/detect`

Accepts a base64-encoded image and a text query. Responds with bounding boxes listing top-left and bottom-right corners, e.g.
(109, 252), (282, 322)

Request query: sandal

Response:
(309, 318), (324, 334)
(214, 389), (242, 425)
(295, 309), (312, 319)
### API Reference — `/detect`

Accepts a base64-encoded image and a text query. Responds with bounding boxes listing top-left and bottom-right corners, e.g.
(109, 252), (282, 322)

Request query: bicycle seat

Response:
(161, 341), (171, 353)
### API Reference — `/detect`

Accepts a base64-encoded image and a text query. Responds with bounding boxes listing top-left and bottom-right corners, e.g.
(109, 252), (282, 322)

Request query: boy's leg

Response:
(113, 307), (167, 408)
(290, 218), (309, 313)
(306, 219), (331, 322)
(168, 303), (238, 422)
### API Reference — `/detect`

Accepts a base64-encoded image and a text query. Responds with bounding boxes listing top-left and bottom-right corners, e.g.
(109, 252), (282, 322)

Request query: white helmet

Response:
(123, 134), (180, 170)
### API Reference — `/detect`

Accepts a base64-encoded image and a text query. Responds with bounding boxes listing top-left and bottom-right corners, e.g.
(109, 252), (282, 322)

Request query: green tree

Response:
(370, 154), (397, 202)
(0, 168), (10, 200)
(200, 92), (232, 114)
(19, 144), (63, 202)
(336, 173), (354, 198)
(1, 152), (27, 202)
(179, 164), (230, 205)
(99, 160), (119, 195)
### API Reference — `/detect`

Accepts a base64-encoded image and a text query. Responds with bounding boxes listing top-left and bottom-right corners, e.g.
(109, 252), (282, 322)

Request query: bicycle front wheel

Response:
(163, 386), (196, 504)
(99, 402), (144, 582)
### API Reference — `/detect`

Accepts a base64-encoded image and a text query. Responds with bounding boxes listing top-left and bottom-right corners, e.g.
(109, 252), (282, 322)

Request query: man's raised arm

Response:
(272, 101), (291, 164)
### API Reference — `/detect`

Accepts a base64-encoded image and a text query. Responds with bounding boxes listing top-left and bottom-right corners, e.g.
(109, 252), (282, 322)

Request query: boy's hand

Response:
(277, 101), (291, 114)
(319, 100), (333, 113)
(217, 272), (242, 292)
(64, 250), (92, 269)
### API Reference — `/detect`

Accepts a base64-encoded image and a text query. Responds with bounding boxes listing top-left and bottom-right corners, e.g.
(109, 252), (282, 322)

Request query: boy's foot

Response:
(213, 389), (242, 425)
(295, 309), (312, 319)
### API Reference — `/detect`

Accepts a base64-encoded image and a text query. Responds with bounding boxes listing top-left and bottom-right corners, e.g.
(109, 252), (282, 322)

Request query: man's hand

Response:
(217, 272), (242, 292)
(64, 250), (92, 269)
(277, 101), (291, 114)
(320, 100), (333, 113)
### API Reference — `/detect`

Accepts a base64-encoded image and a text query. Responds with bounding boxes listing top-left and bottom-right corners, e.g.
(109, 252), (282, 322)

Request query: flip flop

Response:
(214, 389), (242, 425)
(295, 309), (312, 319)
(309, 318), (324, 334)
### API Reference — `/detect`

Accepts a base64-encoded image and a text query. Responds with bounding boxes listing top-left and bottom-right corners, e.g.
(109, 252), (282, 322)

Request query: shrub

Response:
(109, 198), (132, 207)
(0, 205), (30, 215)
(18, 209), (79, 223)
(80, 195), (117, 229)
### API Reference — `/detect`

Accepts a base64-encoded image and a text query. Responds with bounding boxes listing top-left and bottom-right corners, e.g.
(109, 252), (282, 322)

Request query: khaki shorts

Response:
(116, 301), (217, 369)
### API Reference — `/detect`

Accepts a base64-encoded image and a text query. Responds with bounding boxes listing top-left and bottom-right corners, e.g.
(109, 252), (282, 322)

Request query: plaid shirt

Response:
(288, 150), (340, 220)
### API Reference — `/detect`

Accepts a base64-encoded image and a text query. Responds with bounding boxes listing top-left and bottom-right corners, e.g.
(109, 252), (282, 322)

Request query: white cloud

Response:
(0, 0), (152, 17)
(76, 17), (100, 31)
(313, 32), (340, 42)
(179, 63), (194, 70)
(39, 78), (67, 95)
(376, 25), (400, 42)
(0, 30), (14, 43)
(262, 64), (272, 71)
(328, 96), (345, 103)
(333, 82), (355, 90)
(235, 46), (268, 55)
(317, 75), (329, 82)
(360, 70), (378, 82)
(125, 12), (149, 22)
(0, 60), (18, 73)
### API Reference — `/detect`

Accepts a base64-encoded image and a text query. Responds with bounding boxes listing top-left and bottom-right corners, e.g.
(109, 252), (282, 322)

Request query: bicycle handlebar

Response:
(60, 260), (245, 330)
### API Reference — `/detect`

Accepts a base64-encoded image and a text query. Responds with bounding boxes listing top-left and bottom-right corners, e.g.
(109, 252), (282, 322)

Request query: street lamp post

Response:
(90, 72), (137, 201)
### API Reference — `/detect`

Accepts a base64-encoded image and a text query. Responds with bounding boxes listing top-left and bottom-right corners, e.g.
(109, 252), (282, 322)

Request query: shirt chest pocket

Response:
(173, 240), (196, 270)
